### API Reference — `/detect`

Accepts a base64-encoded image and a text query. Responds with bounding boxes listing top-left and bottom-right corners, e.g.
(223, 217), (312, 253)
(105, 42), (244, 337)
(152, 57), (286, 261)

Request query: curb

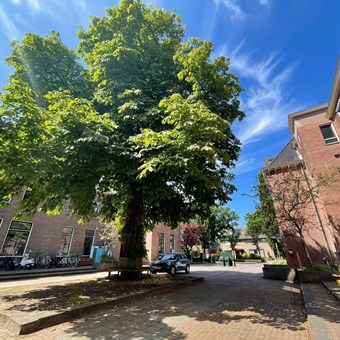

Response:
(0, 276), (204, 335)
(321, 281), (340, 303)
(0, 267), (97, 281)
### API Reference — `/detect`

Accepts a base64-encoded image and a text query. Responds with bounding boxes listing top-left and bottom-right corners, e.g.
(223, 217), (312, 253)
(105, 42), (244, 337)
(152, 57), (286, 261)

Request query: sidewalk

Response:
(301, 282), (340, 340)
(0, 263), (339, 339)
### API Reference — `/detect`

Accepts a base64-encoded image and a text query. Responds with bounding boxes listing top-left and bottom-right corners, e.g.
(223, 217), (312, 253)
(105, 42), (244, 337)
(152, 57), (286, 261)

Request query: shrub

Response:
(303, 263), (330, 272)
(100, 254), (117, 263)
(267, 259), (287, 265)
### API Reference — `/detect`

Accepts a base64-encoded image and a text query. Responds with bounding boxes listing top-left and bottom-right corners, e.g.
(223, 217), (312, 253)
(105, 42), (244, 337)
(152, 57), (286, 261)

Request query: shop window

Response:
(158, 233), (165, 255)
(170, 234), (175, 252)
(1, 220), (33, 256)
(83, 229), (95, 256)
(58, 227), (74, 255)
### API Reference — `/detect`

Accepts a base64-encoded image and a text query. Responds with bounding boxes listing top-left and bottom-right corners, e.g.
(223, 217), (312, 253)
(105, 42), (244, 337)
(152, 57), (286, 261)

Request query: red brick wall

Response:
(145, 223), (181, 262)
(0, 195), (102, 257)
(265, 168), (330, 268)
(294, 110), (340, 256)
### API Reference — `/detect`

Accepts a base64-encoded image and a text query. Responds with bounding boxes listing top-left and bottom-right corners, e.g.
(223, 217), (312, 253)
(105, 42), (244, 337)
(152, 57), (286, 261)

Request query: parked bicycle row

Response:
(0, 251), (81, 271)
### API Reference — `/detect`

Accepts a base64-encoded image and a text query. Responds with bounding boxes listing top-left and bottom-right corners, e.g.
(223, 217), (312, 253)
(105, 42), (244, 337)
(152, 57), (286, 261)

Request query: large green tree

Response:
(0, 0), (244, 268)
(198, 206), (239, 260)
(246, 210), (263, 257)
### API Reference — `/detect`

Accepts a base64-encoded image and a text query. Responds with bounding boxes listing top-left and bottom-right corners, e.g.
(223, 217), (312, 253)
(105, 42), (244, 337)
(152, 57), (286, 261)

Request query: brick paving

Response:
(0, 263), (311, 339)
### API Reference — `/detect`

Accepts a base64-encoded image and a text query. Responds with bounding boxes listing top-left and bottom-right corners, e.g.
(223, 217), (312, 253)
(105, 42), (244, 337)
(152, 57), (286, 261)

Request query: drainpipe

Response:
(300, 166), (333, 261)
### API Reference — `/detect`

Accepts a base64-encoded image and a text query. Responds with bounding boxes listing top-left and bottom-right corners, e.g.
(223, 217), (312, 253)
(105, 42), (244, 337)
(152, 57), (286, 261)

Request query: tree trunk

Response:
(300, 235), (313, 265)
(119, 182), (146, 279)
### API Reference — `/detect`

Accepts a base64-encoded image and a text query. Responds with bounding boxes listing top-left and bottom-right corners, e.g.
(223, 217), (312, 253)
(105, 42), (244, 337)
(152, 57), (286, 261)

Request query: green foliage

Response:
(246, 172), (281, 256)
(302, 263), (331, 272)
(225, 227), (240, 251)
(245, 210), (263, 253)
(0, 0), (244, 261)
(100, 254), (117, 263)
(268, 259), (288, 265)
(198, 206), (239, 249)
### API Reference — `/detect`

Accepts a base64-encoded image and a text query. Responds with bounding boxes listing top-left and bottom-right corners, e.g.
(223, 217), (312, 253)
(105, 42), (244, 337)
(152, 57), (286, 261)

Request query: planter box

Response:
(297, 269), (335, 283)
(262, 265), (296, 281)
(96, 262), (118, 271)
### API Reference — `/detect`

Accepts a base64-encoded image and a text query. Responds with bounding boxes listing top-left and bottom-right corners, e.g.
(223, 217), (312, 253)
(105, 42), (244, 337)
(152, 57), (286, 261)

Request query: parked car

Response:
(151, 253), (190, 275)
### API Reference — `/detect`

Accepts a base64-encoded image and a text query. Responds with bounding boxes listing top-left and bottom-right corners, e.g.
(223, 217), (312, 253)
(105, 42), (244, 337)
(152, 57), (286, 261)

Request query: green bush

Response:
(267, 259), (287, 265)
(303, 263), (330, 272)
(100, 254), (117, 263)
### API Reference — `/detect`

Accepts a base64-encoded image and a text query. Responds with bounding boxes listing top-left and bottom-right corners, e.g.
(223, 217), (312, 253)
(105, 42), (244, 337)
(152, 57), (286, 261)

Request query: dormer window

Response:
(320, 124), (339, 145)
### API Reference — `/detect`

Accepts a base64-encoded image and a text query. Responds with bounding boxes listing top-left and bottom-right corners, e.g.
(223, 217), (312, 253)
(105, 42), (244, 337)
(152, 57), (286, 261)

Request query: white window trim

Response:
(59, 227), (74, 256)
(320, 124), (339, 145)
(83, 229), (96, 255)
(170, 234), (175, 252)
(2, 197), (11, 204)
(0, 220), (34, 256)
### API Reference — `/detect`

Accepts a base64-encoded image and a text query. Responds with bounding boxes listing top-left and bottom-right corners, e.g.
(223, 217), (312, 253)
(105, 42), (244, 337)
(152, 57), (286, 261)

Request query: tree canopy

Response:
(0, 0), (244, 262)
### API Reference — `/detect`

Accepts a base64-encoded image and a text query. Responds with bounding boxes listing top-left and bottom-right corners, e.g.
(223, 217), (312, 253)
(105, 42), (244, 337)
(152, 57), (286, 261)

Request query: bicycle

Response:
(0, 254), (16, 271)
(34, 252), (52, 269)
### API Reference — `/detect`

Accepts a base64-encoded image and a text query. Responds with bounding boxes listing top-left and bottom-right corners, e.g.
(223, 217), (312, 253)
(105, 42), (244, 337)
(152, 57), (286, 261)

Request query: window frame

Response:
(0, 220), (34, 256)
(158, 232), (165, 255)
(320, 124), (339, 145)
(22, 187), (32, 200)
(58, 227), (74, 256)
(82, 229), (95, 256)
(170, 234), (175, 252)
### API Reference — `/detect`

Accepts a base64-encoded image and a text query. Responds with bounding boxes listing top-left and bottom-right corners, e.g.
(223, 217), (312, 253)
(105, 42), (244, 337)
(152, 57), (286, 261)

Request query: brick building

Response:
(0, 191), (102, 258)
(219, 228), (276, 259)
(0, 189), (182, 263)
(263, 59), (340, 268)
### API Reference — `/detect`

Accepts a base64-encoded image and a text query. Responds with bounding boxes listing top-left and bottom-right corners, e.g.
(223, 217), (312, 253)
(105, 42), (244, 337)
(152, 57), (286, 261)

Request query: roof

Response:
(327, 56), (340, 120)
(263, 138), (303, 170)
(288, 103), (328, 134)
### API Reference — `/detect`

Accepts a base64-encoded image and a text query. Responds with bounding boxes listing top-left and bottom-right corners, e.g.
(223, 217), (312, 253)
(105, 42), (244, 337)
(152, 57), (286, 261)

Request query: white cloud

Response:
(216, 43), (302, 145)
(74, 0), (87, 10)
(10, 0), (22, 5)
(232, 157), (261, 176)
(213, 0), (245, 21)
(27, 0), (41, 14)
(259, 0), (269, 5)
(0, 5), (20, 40)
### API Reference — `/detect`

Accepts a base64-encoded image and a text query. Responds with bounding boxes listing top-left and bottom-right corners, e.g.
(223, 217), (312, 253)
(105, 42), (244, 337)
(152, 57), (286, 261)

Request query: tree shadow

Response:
(1, 264), (338, 339)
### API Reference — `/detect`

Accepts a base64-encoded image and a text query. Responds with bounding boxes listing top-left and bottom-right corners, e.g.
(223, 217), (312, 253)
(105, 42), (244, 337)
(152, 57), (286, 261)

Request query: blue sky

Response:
(1, 0), (340, 226)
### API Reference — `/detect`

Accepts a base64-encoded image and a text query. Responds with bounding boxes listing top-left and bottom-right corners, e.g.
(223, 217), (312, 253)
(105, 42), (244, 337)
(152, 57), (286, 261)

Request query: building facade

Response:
(220, 228), (276, 259)
(0, 191), (182, 264)
(0, 191), (102, 258)
(263, 59), (340, 268)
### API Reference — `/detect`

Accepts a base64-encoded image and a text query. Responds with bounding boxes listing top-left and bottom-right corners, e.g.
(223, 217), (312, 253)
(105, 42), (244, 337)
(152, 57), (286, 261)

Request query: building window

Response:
(158, 233), (165, 255)
(1, 220), (33, 256)
(22, 188), (32, 200)
(83, 229), (95, 256)
(170, 234), (175, 252)
(320, 124), (339, 145)
(1, 197), (11, 204)
(58, 227), (74, 255)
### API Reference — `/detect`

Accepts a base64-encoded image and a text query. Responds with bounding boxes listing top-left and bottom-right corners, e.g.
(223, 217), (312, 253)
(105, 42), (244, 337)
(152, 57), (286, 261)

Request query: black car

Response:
(151, 253), (190, 275)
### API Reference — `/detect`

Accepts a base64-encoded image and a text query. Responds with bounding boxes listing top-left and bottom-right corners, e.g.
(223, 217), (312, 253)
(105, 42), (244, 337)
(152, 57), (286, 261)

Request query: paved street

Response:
(0, 263), (314, 339)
